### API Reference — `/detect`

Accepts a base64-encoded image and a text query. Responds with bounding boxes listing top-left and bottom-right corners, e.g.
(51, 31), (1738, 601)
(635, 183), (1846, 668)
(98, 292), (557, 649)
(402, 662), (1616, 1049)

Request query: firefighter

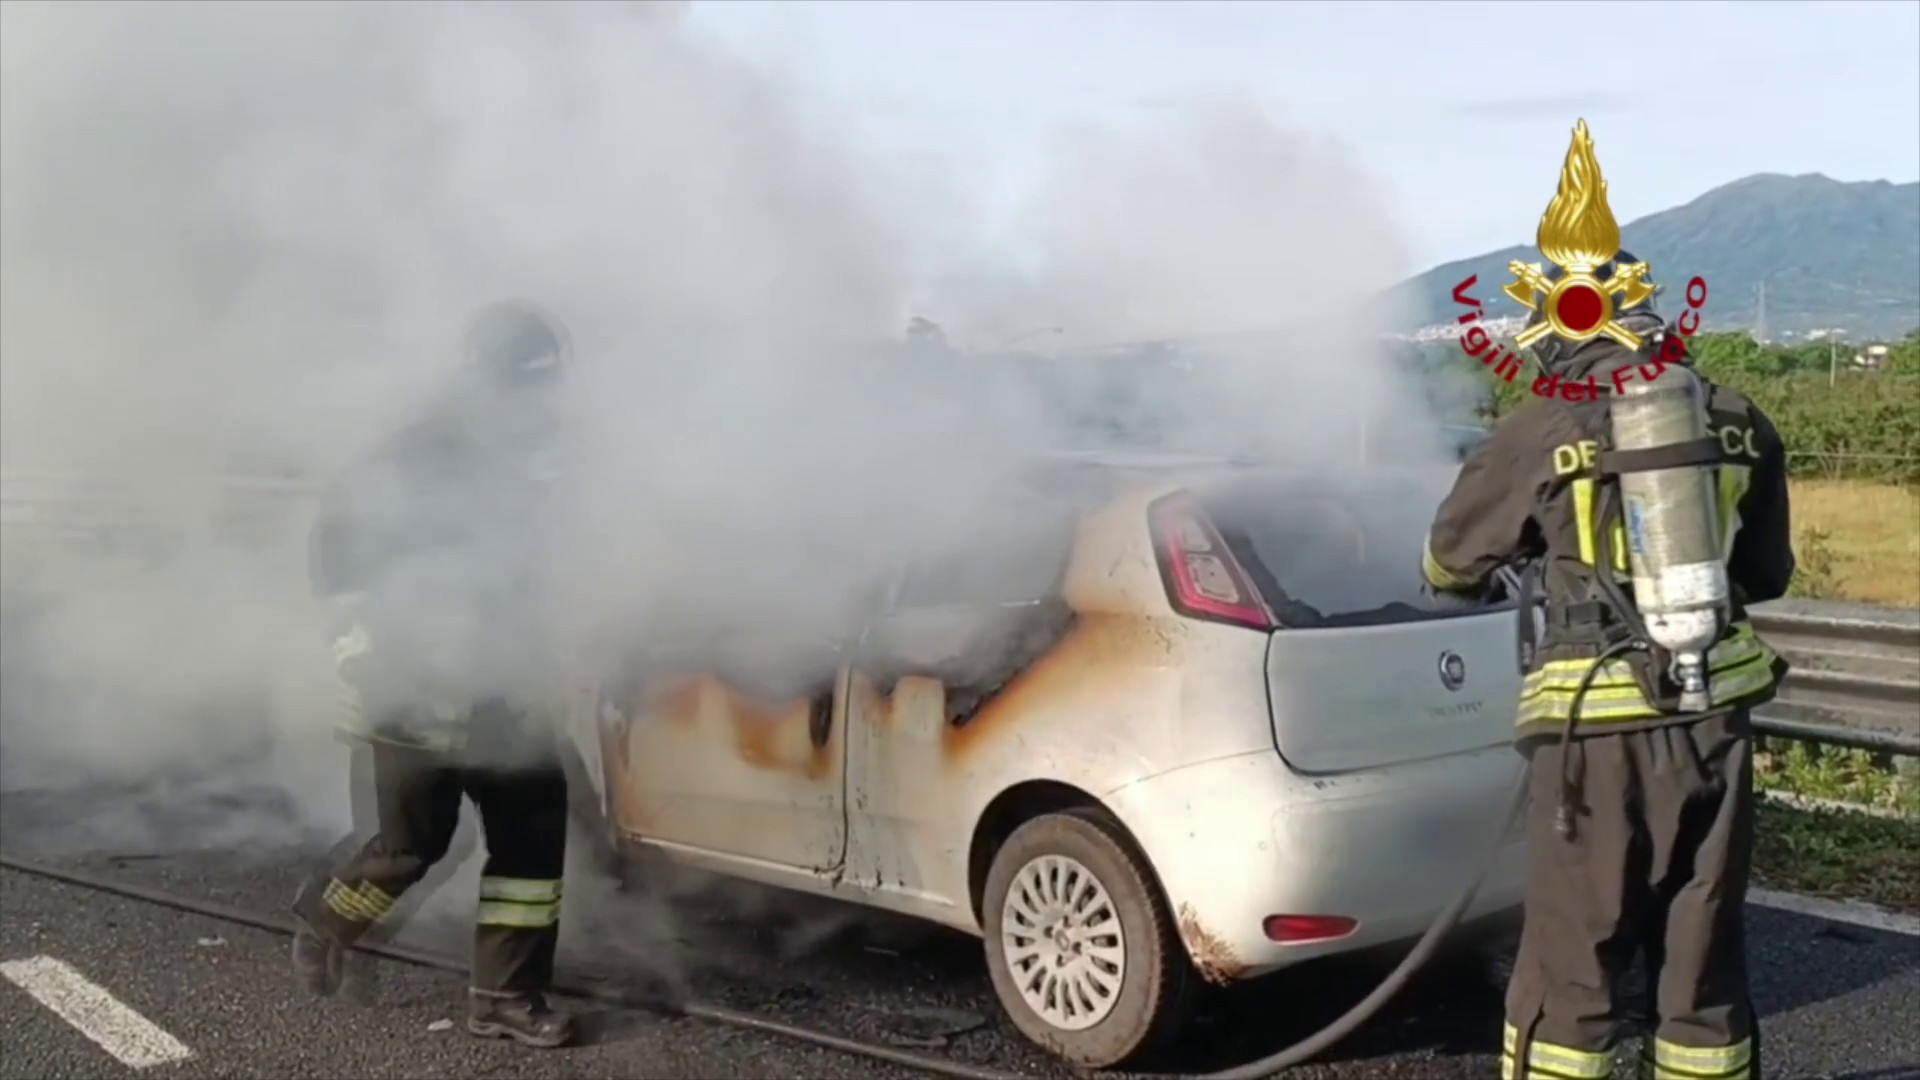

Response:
(291, 299), (577, 1049)
(1421, 255), (1793, 1080)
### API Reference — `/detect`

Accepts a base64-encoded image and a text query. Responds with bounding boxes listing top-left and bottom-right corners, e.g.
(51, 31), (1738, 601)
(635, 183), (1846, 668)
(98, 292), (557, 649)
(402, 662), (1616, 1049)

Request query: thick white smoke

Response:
(0, 2), (1444, 865)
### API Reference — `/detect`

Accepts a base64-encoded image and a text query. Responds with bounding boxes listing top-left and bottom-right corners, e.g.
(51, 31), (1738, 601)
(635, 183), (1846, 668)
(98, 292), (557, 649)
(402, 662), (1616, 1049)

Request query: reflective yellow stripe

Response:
(322, 879), (395, 924)
(1520, 649), (1771, 705)
(1651, 1063), (1752, 1079)
(1516, 627), (1777, 726)
(1716, 465), (1751, 559)
(475, 900), (561, 928)
(1421, 537), (1470, 590)
(475, 876), (563, 928)
(1521, 627), (1767, 696)
(1571, 477), (1629, 574)
(1517, 654), (1774, 724)
(478, 877), (563, 903)
(357, 882), (397, 917)
(1650, 1036), (1752, 1079)
(1501, 1024), (1613, 1079)
(321, 880), (374, 922)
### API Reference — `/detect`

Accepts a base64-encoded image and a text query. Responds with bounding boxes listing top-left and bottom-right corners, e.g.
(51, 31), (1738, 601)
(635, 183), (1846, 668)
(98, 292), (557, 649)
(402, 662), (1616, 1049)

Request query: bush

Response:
(1786, 525), (1838, 599)
(1428, 331), (1920, 484)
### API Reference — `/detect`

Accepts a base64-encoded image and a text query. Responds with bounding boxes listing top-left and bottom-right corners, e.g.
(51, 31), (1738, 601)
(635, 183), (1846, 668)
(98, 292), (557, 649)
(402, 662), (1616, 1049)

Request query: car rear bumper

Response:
(1103, 746), (1528, 984)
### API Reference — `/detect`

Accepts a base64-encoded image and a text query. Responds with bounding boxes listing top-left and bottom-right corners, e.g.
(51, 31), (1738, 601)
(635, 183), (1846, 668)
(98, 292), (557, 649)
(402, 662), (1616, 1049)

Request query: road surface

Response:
(2, 784), (1916, 1080)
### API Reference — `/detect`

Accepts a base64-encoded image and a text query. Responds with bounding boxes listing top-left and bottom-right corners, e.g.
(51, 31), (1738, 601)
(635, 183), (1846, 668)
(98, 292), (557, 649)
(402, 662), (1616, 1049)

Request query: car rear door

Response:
(843, 501), (1078, 904)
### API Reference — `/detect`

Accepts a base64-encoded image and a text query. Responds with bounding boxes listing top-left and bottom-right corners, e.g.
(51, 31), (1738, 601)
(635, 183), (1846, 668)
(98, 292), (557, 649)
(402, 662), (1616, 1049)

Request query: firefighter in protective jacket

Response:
(291, 300), (576, 1049)
(1422, 125), (1793, 1080)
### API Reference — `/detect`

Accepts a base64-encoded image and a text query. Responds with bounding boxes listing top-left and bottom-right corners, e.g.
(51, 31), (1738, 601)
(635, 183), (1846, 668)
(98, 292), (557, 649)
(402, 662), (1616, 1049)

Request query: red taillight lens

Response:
(1148, 492), (1272, 631)
(1262, 914), (1358, 943)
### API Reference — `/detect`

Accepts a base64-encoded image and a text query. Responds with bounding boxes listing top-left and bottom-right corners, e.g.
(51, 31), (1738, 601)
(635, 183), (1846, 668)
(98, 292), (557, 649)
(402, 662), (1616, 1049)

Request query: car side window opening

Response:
(892, 504), (1077, 611)
(869, 500), (1079, 727)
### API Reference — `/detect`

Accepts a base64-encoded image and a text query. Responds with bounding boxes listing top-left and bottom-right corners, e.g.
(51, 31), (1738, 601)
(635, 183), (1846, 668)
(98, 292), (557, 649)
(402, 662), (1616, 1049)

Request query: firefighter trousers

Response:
(299, 741), (569, 995)
(1504, 710), (1757, 1080)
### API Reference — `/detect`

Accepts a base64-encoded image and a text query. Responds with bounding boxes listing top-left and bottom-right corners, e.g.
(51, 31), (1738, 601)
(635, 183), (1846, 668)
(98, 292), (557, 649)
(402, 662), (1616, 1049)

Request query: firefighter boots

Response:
(290, 918), (347, 998)
(290, 877), (349, 997)
(467, 989), (577, 1049)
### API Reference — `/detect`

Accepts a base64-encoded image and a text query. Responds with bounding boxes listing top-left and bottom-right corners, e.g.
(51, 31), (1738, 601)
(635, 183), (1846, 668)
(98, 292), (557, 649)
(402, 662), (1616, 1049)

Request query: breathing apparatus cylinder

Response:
(1607, 364), (1730, 712)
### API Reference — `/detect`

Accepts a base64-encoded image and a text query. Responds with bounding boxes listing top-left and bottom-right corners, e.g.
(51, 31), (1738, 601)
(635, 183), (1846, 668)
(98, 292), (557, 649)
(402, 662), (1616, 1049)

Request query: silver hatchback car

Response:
(563, 457), (1529, 1068)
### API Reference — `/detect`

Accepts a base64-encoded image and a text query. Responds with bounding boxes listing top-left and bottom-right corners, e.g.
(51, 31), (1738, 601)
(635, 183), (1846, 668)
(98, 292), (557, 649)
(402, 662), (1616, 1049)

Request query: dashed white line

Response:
(1750, 888), (1920, 938)
(0, 955), (194, 1069)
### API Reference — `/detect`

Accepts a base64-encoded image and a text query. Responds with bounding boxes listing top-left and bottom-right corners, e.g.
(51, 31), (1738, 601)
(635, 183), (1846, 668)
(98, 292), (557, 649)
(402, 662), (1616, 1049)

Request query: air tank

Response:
(1609, 364), (1730, 712)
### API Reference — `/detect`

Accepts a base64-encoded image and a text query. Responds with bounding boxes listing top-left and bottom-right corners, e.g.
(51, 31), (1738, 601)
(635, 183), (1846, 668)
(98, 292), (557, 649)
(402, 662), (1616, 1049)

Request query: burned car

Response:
(559, 454), (1527, 1068)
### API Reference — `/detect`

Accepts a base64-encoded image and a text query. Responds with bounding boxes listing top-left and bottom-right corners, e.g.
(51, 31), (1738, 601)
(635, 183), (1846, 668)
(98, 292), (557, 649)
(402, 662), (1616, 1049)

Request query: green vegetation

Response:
(1754, 802), (1920, 914)
(1405, 330), (1920, 604)
(1706, 334), (1920, 485)
(1757, 741), (1920, 816)
(1783, 526), (1839, 600)
(1754, 742), (1919, 913)
(1437, 330), (1920, 484)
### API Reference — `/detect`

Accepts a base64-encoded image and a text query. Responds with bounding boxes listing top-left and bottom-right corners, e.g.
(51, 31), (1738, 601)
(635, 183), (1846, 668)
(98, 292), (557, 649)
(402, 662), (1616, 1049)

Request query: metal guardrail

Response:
(2, 472), (1917, 755)
(0, 471), (319, 601)
(1748, 599), (1920, 757)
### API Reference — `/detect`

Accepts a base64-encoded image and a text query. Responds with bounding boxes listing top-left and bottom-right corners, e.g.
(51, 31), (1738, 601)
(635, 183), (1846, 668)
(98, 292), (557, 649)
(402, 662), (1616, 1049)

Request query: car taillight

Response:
(1147, 492), (1272, 631)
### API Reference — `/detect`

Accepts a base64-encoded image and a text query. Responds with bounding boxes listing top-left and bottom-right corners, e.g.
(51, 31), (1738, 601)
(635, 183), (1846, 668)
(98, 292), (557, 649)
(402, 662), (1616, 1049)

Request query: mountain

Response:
(1397, 174), (1920, 342)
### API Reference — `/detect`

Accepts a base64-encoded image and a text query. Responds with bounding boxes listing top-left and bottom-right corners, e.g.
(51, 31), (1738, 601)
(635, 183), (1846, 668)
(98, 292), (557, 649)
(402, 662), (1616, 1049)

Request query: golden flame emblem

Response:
(1506, 120), (1655, 349)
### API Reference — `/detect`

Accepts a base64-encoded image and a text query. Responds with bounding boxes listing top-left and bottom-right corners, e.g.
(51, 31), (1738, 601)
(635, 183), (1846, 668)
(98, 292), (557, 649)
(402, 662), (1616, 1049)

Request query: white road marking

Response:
(0, 955), (194, 1069)
(1750, 888), (1920, 938)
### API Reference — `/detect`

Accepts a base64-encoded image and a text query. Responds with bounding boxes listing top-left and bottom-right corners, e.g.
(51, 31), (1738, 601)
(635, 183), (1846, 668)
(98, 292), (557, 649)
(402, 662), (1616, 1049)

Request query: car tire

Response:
(981, 807), (1196, 1069)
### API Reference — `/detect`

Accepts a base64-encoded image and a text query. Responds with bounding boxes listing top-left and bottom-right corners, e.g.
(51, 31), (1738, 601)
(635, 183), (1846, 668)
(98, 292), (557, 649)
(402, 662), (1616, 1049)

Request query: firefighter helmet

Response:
(462, 300), (571, 388)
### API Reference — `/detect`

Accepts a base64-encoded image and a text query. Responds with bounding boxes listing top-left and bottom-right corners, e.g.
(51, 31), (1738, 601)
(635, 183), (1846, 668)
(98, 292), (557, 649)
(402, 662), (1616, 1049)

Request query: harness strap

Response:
(1516, 560), (1543, 677)
(1596, 435), (1722, 477)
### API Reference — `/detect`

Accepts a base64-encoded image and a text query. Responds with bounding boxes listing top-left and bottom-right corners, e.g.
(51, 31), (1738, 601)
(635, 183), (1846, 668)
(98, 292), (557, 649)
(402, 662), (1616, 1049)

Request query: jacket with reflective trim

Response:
(1421, 350), (1795, 742)
(311, 394), (560, 757)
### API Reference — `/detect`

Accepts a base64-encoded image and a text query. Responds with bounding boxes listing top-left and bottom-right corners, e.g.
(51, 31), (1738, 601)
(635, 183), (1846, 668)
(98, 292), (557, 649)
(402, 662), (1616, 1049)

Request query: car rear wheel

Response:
(981, 808), (1195, 1068)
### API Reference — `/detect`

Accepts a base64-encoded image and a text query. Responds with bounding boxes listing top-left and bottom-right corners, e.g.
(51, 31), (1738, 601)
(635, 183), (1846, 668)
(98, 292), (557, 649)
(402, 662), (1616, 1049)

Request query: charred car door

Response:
(843, 503), (1077, 910)
(586, 625), (849, 875)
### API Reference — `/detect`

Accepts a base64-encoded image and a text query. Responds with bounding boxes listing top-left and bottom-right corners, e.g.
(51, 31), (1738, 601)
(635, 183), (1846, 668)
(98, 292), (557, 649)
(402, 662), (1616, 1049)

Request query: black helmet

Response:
(462, 300), (570, 388)
(1524, 249), (1664, 375)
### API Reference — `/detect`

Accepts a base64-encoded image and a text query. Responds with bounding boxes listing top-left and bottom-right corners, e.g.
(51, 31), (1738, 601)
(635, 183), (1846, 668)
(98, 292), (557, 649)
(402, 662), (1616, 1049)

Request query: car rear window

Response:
(1196, 472), (1515, 628)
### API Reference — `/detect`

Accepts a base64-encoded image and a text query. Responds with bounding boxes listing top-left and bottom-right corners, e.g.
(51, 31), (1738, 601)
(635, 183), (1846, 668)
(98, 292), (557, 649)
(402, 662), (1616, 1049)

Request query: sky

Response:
(684, 0), (1920, 274)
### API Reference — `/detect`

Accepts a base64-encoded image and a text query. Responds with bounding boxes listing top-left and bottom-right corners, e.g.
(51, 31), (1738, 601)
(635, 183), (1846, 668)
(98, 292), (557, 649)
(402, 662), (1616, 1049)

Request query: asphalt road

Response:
(2, 784), (1917, 1080)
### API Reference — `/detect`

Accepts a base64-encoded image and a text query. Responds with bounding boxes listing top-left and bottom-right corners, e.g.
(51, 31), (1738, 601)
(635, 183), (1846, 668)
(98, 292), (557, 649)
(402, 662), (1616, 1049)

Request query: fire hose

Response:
(1193, 764), (1532, 1079)
(0, 763), (1532, 1080)
(0, 574), (1558, 1080)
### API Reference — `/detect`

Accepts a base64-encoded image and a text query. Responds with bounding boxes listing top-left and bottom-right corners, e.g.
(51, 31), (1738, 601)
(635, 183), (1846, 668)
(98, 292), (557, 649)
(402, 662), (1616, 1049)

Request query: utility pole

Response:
(1755, 280), (1767, 343)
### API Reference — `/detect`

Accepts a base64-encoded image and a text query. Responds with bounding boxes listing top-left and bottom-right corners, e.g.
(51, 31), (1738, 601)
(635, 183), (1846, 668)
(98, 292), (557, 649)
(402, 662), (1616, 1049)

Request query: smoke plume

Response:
(0, 0), (1449, 961)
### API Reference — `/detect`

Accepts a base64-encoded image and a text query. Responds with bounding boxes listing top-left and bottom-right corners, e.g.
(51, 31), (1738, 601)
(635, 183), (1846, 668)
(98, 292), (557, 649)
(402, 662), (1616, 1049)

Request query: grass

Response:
(1785, 479), (1920, 607)
(1753, 740), (1919, 913)
(1748, 482), (1919, 909)
(1754, 802), (1920, 914)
